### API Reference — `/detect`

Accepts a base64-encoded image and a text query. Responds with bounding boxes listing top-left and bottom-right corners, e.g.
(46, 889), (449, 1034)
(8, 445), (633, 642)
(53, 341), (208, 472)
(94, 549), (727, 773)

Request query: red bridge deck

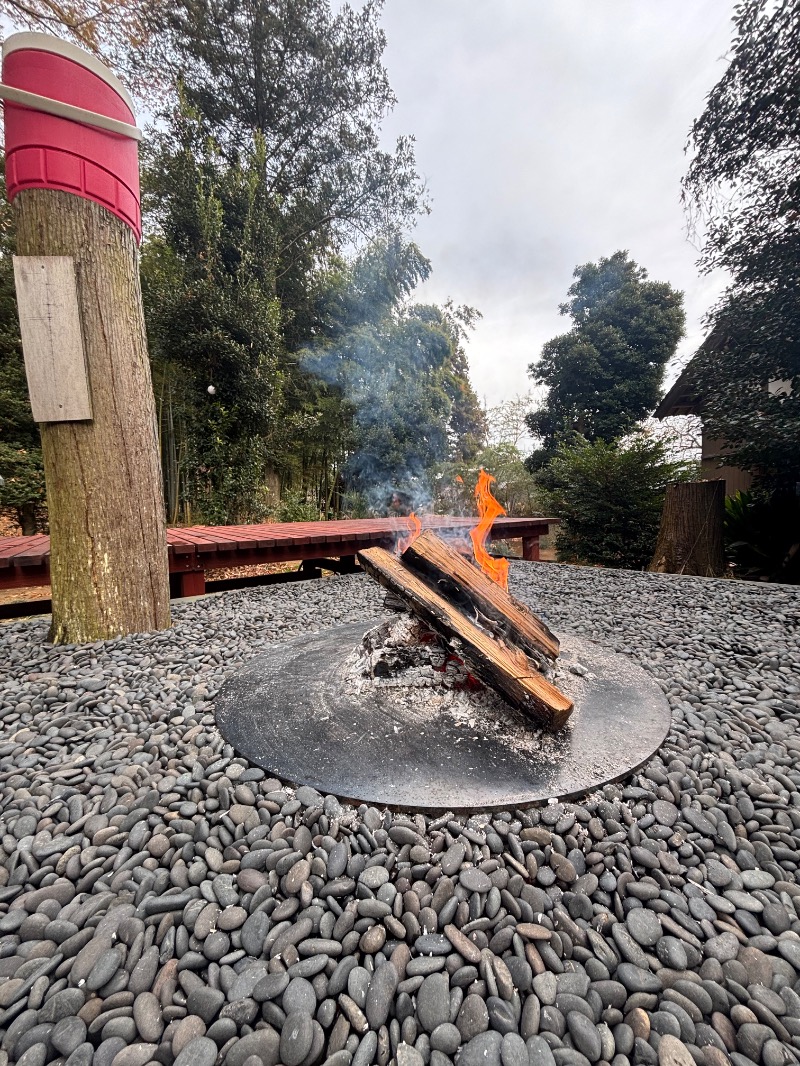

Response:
(0, 515), (555, 599)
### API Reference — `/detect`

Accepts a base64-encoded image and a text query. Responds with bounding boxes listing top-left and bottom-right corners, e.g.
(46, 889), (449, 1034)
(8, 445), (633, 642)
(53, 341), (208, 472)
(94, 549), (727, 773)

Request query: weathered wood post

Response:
(648, 480), (725, 578)
(1, 32), (171, 642)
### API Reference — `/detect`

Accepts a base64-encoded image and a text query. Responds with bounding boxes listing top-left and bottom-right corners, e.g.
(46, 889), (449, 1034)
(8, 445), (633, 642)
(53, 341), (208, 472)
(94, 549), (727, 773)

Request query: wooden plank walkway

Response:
(0, 516), (555, 599)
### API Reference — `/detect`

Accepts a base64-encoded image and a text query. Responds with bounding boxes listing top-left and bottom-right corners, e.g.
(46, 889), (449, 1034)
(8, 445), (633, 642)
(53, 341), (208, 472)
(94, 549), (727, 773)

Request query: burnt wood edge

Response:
(357, 546), (573, 730)
(402, 530), (558, 668)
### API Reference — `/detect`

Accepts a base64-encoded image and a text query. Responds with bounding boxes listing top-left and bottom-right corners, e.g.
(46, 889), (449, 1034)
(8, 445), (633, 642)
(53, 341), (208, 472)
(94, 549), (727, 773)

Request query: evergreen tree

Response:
(142, 117), (284, 522)
(158, 0), (426, 292)
(526, 252), (685, 467)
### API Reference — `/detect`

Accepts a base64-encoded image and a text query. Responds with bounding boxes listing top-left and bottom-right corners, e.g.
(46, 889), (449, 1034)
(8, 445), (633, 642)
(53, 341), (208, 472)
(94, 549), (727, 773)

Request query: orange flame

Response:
(397, 511), (422, 554)
(469, 469), (509, 591)
(455, 475), (464, 483)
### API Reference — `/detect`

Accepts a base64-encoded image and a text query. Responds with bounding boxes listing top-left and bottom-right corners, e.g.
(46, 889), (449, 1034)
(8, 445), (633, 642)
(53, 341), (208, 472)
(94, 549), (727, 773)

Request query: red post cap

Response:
(2, 33), (141, 243)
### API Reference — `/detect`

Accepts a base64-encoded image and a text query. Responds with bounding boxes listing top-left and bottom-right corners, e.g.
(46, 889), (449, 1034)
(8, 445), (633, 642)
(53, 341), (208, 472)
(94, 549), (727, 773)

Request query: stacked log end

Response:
(358, 530), (573, 731)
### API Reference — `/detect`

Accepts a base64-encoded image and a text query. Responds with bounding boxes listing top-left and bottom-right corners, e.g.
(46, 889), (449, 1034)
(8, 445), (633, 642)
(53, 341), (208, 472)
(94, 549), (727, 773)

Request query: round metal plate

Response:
(215, 622), (671, 812)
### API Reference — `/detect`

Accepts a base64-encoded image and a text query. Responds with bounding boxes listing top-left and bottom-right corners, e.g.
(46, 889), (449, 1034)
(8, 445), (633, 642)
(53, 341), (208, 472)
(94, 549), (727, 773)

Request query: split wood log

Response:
(402, 530), (559, 671)
(649, 481), (725, 578)
(358, 545), (573, 730)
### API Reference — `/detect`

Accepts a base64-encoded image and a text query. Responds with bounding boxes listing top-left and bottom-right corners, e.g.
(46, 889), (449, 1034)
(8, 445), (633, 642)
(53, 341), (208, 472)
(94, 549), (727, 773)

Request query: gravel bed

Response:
(0, 562), (799, 1066)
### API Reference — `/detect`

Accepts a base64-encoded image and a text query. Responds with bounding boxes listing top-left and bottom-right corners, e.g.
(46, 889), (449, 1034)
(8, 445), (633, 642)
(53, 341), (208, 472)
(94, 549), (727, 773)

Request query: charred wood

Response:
(358, 544), (573, 730)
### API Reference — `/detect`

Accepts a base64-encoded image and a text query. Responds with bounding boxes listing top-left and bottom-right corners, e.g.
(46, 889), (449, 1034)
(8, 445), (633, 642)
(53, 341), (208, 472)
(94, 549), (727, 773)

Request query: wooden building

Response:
(654, 360), (753, 497)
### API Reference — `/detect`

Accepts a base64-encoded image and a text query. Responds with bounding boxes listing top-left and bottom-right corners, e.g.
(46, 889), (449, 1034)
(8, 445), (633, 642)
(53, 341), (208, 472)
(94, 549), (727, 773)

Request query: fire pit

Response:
(215, 618), (671, 811)
(217, 484), (671, 810)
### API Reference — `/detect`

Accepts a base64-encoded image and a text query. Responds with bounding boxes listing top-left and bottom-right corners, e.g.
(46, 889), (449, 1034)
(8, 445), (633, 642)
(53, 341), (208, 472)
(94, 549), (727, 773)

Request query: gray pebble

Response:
(459, 1031), (503, 1066)
(283, 977), (317, 1015)
(174, 1037), (217, 1066)
(365, 962), (398, 1029)
(417, 973), (450, 1033)
(525, 1035), (557, 1066)
(281, 1011), (314, 1066)
(457, 994), (490, 1041)
(566, 1012), (602, 1062)
(51, 1016), (87, 1056)
(459, 868), (492, 893)
(625, 908), (661, 948)
(430, 1023), (461, 1055)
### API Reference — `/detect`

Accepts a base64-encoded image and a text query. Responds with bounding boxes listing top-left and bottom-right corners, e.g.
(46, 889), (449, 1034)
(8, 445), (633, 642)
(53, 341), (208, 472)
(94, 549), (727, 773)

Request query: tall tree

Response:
(139, 2), (431, 521)
(142, 116), (284, 523)
(526, 251), (685, 467)
(156, 0), (426, 286)
(683, 0), (800, 491)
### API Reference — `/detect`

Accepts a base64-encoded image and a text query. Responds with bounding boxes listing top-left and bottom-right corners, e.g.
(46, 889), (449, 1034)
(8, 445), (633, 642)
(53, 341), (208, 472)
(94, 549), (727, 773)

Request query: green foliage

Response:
(157, 0), (426, 284)
(0, 167), (46, 535)
(269, 489), (320, 523)
(142, 113), (288, 522)
(683, 0), (800, 491)
(526, 252), (685, 465)
(535, 434), (695, 570)
(724, 490), (800, 583)
(136, 6), (484, 524)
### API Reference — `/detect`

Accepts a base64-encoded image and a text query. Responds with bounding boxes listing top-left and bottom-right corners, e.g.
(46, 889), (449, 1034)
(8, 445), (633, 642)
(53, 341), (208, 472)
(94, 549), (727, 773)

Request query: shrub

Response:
(535, 434), (696, 569)
(270, 490), (321, 523)
(724, 490), (800, 583)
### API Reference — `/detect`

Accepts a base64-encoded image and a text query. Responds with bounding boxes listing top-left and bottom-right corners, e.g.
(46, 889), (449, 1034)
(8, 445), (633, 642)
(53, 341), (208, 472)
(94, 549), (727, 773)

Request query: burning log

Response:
(402, 530), (559, 671)
(358, 537), (573, 730)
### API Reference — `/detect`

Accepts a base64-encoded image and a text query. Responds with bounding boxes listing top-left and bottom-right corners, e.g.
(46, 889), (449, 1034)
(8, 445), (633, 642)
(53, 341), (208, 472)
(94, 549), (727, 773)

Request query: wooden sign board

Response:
(13, 255), (92, 422)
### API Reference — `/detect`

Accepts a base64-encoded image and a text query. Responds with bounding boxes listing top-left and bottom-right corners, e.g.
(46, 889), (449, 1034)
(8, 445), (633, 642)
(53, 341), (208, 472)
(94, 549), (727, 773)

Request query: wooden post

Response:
(4, 35), (170, 642)
(178, 571), (206, 598)
(521, 536), (540, 562)
(648, 481), (725, 578)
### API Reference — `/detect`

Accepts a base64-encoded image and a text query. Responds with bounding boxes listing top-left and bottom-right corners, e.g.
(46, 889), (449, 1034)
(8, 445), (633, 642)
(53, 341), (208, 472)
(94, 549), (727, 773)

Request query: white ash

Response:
(342, 612), (592, 757)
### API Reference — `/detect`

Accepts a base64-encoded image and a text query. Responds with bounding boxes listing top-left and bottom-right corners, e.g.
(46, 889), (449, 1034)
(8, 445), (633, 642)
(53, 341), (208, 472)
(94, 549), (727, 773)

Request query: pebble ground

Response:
(0, 563), (799, 1066)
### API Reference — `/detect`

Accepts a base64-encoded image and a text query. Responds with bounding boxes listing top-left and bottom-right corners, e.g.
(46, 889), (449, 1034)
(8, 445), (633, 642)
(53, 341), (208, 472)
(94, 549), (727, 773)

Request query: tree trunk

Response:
(264, 466), (281, 509)
(15, 190), (171, 643)
(649, 481), (725, 578)
(18, 502), (38, 536)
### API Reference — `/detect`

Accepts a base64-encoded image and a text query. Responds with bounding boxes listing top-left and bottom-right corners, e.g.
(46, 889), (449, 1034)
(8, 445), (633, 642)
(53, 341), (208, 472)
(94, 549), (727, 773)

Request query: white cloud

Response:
(378, 0), (735, 405)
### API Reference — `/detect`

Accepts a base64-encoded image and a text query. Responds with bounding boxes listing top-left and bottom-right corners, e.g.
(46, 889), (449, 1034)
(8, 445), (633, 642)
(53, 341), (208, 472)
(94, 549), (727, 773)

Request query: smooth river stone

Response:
(459, 868), (492, 893)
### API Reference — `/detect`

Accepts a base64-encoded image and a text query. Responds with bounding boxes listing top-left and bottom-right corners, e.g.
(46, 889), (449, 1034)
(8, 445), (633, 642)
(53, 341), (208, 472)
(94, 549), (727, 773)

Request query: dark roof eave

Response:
(654, 366), (701, 419)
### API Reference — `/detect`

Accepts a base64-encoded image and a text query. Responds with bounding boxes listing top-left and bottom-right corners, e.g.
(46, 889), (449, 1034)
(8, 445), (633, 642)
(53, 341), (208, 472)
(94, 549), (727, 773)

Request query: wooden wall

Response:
(701, 435), (753, 496)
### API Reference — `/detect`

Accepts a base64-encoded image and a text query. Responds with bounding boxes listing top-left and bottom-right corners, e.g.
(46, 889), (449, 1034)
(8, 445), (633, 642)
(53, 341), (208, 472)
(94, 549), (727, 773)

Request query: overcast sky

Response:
(377, 1), (736, 410)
